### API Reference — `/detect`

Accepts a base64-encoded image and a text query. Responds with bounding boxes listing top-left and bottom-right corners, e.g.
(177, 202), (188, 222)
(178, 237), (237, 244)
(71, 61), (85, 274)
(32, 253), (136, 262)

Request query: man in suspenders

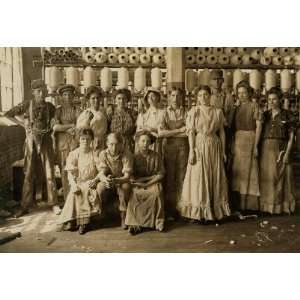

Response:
(209, 70), (235, 171)
(5, 79), (60, 217)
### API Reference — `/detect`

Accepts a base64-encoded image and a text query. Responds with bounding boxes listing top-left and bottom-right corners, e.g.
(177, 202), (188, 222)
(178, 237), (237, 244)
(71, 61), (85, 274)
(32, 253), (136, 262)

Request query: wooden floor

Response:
(0, 208), (300, 252)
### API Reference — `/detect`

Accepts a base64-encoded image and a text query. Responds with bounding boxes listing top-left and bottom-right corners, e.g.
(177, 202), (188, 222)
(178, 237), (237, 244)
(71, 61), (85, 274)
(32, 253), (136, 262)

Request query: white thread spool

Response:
(237, 47), (249, 55)
(101, 47), (111, 53)
(185, 69), (197, 93)
(186, 54), (196, 65)
(134, 67), (146, 92)
(198, 68), (211, 85)
(117, 67), (129, 89)
(49, 66), (63, 92)
(44, 67), (51, 86)
(95, 52), (108, 63)
(100, 67), (112, 92)
(294, 55), (300, 66)
(83, 66), (96, 88)
(260, 56), (272, 65)
(66, 67), (79, 87)
(89, 47), (100, 54)
(108, 53), (118, 64)
(151, 67), (162, 89)
(265, 69), (277, 91)
(225, 47), (237, 56)
(196, 54), (206, 64)
(118, 53), (129, 64)
(158, 47), (167, 54)
(84, 51), (95, 63)
(233, 69), (245, 90)
(231, 55), (243, 65)
(146, 47), (158, 56)
(250, 49), (261, 61)
(280, 47), (290, 56)
(124, 47), (134, 54)
(140, 54), (151, 64)
(129, 53), (140, 64)
(223, 70), (233, 89)
(284, 55), (293, 66)
(249, 70), (262, 91)
(296, 70), (300, 92)
(280, 69), (292, 93)
(272, 56), (283, 65)
(242, 54), (253, 65)
(135, 47), (146, 54)
(153, 54), (164, 65)
(207, 55), (217, 64)
(264, 47), (279, 57)
(200, 47), (212, 56)
(113, 47), (123, 55)
(184, 47), (193, 54)
(213, 47), (224, 55)
(218, 54), (229, 65)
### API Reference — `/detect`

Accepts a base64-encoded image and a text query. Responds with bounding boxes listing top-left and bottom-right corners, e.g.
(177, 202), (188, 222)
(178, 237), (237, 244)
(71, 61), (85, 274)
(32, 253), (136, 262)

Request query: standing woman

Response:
(110, 89), (136, 152)
(136, 88), (165, 157)
(76, 85), (108, 151)
(177, 85), (230, 222)
(260, 87), (296, 214)
(231, 80), (263, 212)
(53, 84), (82, 201)
(158, 87), (188, 219)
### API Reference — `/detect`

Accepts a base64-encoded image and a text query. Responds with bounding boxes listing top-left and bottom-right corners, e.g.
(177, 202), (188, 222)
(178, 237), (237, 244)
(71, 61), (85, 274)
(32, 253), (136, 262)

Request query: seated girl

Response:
(125, 130), (165, 235)
(57, 128), (102, 234)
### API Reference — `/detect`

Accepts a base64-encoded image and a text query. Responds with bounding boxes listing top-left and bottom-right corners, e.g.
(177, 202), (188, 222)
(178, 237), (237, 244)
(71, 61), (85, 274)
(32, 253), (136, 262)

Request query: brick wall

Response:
(0, 124), (25, 187)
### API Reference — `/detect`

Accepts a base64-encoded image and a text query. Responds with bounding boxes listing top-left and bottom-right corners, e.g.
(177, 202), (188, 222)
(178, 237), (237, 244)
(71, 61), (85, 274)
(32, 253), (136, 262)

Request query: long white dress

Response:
(177, 105), (231, 221)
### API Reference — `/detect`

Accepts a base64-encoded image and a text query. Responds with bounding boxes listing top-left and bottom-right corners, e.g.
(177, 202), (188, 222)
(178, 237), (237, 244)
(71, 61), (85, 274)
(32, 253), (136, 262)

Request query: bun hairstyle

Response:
(236, 80), (254, 97)
(267, 86), (283, 100)
(85, 85), (103, 100)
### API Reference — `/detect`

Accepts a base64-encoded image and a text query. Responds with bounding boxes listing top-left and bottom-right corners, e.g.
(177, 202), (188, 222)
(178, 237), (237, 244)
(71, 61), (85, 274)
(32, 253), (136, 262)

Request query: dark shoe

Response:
(14, 208), (29, 218)
(78, 225), (87, 235)
(129, 226), (136, 236)
(129, 226), (142, 235)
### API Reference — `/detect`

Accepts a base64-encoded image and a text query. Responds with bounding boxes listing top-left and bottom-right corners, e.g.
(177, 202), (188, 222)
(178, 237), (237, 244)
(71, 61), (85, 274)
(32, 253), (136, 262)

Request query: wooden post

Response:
(166, 47), (185, 91)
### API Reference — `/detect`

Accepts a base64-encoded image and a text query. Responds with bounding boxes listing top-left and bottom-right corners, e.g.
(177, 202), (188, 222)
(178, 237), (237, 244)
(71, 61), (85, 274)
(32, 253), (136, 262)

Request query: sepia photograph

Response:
(0, 46), (300, 252)
(2, 1), (300, 300)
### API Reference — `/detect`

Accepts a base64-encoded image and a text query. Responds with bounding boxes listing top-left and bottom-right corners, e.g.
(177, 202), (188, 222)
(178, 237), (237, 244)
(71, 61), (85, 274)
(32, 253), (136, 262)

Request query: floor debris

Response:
(229, 240), (236, 245)
(47, 237), (57, 246)
(271, 226), (279, 230)
(0, 232), (21, 245)
(204, 240), (213, 245)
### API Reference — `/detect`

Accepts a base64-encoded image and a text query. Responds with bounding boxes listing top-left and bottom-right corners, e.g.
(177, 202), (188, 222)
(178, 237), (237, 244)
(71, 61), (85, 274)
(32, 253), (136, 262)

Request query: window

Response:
(0, 47), (24, 112)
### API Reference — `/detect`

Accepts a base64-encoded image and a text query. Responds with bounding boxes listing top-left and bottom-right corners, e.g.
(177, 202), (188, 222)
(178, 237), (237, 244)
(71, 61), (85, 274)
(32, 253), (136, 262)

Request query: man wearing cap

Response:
(209, 69), (235, 167)
(209, 69), (234, 125)
(5, 79), (60, 217)
(53, 84), (82, 201)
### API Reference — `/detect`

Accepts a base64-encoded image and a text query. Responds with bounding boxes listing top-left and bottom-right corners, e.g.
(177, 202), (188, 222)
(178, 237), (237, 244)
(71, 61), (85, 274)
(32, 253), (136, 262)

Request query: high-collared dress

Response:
(125, 150), (165, 231)
(231, 101), (262, 211)
(177, 105), (230, 221)
(259, 109), (296, 214)
(136, 107), (165, 157)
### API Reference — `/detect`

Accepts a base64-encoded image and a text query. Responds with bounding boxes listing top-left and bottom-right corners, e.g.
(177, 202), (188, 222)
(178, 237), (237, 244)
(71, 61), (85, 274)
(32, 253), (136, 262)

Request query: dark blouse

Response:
(110, 109), (135, 137)
(133, 150), (165, 178)
(261, 109), (296, 140)
(234, 101), (262, 131)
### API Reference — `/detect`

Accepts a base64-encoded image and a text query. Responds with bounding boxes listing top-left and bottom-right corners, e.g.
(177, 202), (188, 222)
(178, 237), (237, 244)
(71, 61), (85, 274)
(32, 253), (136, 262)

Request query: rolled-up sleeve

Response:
(185, 108), (196, 135)
(122, 152), (133, 175)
